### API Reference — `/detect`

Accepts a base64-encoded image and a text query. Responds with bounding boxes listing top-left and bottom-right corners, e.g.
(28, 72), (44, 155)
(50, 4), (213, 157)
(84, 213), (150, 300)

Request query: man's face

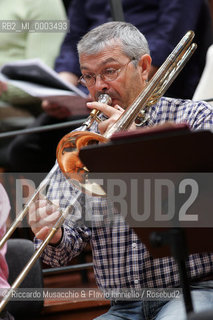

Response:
(79, 43), (150, 109)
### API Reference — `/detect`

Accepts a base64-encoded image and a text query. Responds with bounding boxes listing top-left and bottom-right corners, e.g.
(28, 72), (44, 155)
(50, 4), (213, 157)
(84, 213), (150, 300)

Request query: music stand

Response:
(79, 124), (213, 172)
(79, 124), (213, 315)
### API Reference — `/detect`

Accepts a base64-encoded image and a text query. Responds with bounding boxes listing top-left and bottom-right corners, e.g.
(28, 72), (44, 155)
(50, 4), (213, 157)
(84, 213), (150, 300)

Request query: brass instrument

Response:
(81, 93), (112, 131)
(0, 30), (196, 312)
(0, 94), (111, 250)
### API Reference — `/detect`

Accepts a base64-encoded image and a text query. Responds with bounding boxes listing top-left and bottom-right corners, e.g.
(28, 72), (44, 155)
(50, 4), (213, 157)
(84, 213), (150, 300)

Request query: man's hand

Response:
(41, 71), (90, 119)
(42, 96), (90, 119)
(42, 100), (71, 119)
(0, 81), (8, 95)
(58, 71), (79, 86)
(87, 101), (136, 134)
(28, 198), (62, 245)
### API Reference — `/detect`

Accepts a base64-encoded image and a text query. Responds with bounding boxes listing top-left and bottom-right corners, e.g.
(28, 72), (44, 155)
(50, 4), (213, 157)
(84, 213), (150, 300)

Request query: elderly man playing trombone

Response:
(29, 22), (213, 320)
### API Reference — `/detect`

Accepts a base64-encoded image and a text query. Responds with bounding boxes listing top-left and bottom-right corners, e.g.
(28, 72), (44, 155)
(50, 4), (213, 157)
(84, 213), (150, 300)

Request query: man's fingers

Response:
(94, 104), (123, 134)
(0, 81), (8, 94)
(29, 199), (55, 219)
(114, 104), (124, 112)
(87, 102), (119, 117)
(42, 100), (70, 119)
(30, 208), (61, 227)
(30, 210), (61, 236)
(28, 195), (63, 244)
(41, 99), (50, 108)
(28, 199), (61, 236)
(35, 226), (50, 241)
(98, 118), (113, 135)
(35, 226), (62, 244)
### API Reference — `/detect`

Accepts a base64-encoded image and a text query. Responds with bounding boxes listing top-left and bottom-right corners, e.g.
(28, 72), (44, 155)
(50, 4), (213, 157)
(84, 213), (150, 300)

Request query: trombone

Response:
(56, 31), (197, 184)
(0, 30), (197, 312)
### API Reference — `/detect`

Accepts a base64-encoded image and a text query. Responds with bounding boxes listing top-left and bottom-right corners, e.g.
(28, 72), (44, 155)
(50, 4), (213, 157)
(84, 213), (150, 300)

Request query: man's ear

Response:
(138, 54), (152, 81)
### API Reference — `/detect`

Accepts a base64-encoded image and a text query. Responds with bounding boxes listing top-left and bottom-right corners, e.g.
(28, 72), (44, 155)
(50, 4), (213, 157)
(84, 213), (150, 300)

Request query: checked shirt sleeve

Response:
(188, 101), (213, 130)
(36, 224), (91, 268)
(34, 164), (92, 267)
(147, 98), (213, 131)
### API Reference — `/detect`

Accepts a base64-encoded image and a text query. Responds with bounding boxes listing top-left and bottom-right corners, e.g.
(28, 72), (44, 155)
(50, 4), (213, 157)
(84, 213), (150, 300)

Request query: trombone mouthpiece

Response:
(98, 93), (112, 105)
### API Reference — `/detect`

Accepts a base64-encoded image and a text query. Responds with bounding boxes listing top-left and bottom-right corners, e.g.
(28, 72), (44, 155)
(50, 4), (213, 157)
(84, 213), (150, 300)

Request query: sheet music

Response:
(0, 58), (87, 100)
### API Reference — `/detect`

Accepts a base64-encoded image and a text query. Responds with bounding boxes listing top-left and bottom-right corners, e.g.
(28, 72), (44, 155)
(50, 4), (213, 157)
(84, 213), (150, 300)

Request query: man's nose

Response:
(94, 74), (110, 91)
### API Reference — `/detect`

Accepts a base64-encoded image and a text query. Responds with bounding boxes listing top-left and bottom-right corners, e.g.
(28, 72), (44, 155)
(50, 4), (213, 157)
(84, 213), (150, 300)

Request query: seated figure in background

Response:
(0, 0), (66, 118)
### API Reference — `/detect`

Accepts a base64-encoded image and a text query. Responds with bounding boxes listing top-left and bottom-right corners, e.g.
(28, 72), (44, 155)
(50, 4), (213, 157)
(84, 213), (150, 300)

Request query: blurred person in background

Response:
(0, 0), (66, 118)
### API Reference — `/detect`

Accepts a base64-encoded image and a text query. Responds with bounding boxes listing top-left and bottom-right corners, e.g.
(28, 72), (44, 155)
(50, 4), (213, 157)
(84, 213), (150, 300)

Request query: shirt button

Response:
(132, 242), (137, 249)
(134, 279), (139, 284)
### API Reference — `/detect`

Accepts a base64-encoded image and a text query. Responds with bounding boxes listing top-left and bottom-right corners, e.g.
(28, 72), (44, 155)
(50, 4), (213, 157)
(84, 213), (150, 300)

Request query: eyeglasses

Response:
(79, 59), (135, 87)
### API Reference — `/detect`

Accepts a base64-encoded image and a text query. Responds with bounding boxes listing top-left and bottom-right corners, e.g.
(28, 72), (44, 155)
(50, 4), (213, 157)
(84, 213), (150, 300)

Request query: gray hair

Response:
(77, 21), (150, 62)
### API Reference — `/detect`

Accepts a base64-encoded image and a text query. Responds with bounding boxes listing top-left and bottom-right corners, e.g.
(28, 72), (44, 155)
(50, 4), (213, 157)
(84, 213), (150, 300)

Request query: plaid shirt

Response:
(35, 97), (213, 289)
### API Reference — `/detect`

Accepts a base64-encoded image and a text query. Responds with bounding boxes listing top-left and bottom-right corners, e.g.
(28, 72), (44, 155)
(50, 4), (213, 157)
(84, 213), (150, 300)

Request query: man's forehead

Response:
(80, 45), (126, 70)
